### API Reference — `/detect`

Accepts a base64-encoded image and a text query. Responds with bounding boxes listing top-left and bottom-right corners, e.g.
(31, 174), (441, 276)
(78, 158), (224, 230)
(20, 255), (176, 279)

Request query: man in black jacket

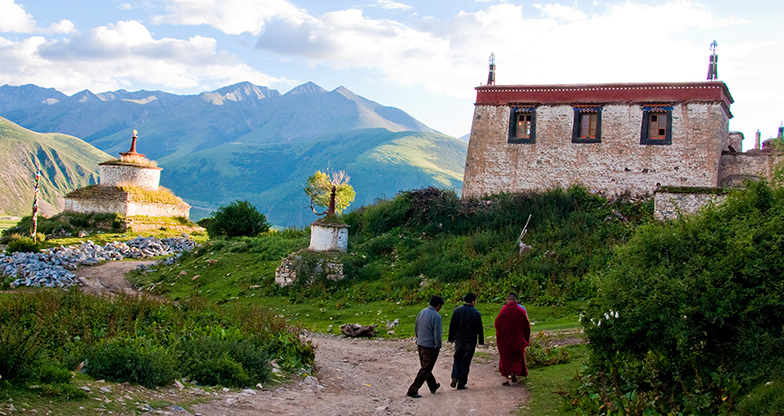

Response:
(447, 293), (484, 390)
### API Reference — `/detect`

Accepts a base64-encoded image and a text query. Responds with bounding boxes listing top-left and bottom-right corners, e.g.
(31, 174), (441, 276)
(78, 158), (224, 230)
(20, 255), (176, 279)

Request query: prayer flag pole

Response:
(31, 161), (41, 242)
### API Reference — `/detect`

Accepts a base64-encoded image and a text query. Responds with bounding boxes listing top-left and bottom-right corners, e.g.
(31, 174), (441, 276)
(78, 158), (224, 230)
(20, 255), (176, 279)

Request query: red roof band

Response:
(475, 82), (734, 115)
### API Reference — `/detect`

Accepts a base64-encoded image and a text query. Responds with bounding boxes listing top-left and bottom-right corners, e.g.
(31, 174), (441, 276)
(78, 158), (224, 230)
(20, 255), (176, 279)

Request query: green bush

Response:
(204, 200), (270, 238)
(570, 181), (784, 414)
(179, 336), (272, 387)
(0, 290), (313, 390)
(192, 356), (250, 387)
(0, 325), (48, 382)
(86, 338), (178, 388)
(5, 236), (41, 254)
(1, 212), (124, 239)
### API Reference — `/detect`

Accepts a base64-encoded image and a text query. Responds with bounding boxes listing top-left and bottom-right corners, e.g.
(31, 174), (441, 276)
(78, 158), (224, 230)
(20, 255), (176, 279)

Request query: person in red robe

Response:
(494, 293), (531, 385)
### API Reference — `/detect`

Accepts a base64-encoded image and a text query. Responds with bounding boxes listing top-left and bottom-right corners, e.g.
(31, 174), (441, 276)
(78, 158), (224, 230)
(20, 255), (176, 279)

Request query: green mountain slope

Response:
(162, 129), (467, 226)
(0, 117), (111, 217)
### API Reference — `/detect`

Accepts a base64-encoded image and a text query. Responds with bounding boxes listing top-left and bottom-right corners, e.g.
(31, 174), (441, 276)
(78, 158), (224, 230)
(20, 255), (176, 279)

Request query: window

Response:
(640, 106), (672, 145)
(572, 106), (602, 143)
(508, 107), (536, 144)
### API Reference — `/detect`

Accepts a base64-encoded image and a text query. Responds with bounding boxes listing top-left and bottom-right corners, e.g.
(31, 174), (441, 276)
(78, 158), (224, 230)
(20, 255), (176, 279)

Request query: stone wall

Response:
(99, 162), (162, 191)
(275, 250), (345, 287)
(719, 151), (784, 187)
(463, 102), (730, 198)
(654, 189), (729, 220)
(64, 186), (190, 218)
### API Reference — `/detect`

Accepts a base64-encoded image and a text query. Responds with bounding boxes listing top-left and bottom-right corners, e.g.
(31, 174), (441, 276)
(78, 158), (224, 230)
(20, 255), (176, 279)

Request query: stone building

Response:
(462, 80), (783, 219)
(463, 81), (738, 198)
(64, 131), (190, 220)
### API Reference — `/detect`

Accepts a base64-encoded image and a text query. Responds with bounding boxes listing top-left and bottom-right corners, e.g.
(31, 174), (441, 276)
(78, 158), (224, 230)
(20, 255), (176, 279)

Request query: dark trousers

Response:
(408, 345), (440, 395)
(451, 342), (476, 388)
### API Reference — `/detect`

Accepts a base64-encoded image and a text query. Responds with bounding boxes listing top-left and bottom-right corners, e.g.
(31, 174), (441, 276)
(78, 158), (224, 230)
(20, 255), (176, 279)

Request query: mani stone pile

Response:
(0, 235), (197, 289)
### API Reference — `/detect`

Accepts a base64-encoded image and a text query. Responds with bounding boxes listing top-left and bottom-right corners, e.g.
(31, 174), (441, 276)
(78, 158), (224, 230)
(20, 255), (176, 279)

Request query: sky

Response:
(0, 0), (782, 149)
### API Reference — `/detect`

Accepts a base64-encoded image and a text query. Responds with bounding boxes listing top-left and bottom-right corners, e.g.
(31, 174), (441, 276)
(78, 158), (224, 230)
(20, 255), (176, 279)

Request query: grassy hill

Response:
(0, 117), (111, 217)
(163, 129), (467, 226)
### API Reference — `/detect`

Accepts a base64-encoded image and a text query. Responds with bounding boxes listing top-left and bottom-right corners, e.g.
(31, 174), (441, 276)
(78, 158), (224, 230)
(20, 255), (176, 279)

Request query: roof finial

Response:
(487, 52), (496, 86)
(120, 129), (145, 160)
(707, 40), (718, 81)
(129, 130), (138, 153)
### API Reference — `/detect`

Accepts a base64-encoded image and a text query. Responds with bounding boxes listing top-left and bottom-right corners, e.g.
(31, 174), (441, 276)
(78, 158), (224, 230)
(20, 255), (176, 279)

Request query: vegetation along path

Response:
(80, 259), (530, 416)
(191, 333), (528, 416)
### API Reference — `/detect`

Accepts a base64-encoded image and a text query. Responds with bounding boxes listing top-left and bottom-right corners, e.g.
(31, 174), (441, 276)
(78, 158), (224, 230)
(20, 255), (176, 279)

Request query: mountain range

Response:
(0, 83), (467, 226)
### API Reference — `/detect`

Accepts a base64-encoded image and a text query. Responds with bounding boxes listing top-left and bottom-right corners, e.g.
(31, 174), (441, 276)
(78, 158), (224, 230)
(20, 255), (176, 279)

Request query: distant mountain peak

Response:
(286, 82), (326, 95)
(203, 82), (280, 105)
(70, 89), (101, 104)
(332, 86), (359, 100)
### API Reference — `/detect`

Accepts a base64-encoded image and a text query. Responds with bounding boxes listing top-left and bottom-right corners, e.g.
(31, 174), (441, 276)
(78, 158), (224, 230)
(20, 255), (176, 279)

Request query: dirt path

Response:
(191, 334), (527, 416)
(74, 260), (157, 296)
(74, 261), (529, 416)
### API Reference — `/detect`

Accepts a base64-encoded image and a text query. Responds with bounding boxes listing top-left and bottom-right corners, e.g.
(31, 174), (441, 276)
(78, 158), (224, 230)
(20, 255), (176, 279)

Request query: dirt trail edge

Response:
(75, 260), (157, 296)
(191, 333), (528, 416)
(75, 261), (529, 416)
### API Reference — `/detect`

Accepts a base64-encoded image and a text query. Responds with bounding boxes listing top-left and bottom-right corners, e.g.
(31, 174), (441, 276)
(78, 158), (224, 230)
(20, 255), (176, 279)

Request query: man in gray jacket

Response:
(406, 296), (444, 398)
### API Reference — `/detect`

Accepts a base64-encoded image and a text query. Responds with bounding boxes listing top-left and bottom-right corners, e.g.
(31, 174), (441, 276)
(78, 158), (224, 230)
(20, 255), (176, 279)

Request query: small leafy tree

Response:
(205, 200), (270, 238)
(304, 170), (356, 219)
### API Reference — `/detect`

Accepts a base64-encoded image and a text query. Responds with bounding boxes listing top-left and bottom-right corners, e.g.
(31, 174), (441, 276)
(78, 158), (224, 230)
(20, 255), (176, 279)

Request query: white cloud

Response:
(0, 20), (286, 94)
(119, 3), (133, 10)
(149, 0), (309, 35)
(44, 20), (76, 34)
(0, 0), (37, 33)
(533, 3), (588, 22)
(375, 0), (413, 11)
(251, 0), (752, 101)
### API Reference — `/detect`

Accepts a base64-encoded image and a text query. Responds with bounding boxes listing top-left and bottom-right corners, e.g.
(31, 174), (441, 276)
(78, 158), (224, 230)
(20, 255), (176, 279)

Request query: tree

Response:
(304, 170), (356, 218)
(205, 200), (270, 238)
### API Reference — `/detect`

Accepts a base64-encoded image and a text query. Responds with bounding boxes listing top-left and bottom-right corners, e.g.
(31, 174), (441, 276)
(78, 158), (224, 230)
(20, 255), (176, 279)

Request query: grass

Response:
(0, 217), (20, 232)
(0, 372), (242, 415)
(519, 344), (586, 416)
(44, 230), (208, 248)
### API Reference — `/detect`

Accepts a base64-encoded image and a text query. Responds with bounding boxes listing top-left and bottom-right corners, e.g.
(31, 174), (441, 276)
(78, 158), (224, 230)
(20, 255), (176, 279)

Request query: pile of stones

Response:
(0, 235), (197, 289)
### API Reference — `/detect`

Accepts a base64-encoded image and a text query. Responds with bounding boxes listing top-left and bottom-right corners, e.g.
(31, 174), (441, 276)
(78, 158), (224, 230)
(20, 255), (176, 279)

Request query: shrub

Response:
(191, 356), (249, 387)
(570, 180), (784, 414)
(0, 326), (47, 382)
(1, 212), (125, 238)
(205, 200), (270, 238)
(5, 236), (41, 254)
(86, 337), (178, 388)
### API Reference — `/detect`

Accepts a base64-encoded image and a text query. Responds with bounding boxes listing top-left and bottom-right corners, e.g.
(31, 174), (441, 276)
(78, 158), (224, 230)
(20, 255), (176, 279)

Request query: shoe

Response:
(511, 374), (517, 383)
(407, 393), (422, 398)
(430, 383), (440, 394)
(457, 385), (467, 390)
(502, 381), (510, 386)
(450, 378), (457, 388)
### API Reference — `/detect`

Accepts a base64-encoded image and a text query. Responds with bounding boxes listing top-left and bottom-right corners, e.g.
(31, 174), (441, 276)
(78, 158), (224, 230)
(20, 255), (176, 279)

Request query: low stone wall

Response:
(64, 186), (190, 219)
(99, 162), (162, 191)
(718, 151), (784, 187)
(126, 201), (190, 218)
(654, 188), (729, 220)
(275, 250), (345, 287)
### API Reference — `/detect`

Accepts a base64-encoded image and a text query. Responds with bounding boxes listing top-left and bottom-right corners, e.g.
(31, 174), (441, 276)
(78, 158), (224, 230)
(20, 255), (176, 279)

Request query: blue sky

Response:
(1, 0), (782, 147)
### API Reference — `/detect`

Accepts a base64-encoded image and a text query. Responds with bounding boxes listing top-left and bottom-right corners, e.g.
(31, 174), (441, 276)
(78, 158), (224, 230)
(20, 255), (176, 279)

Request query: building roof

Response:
(475, 81), (733, 115)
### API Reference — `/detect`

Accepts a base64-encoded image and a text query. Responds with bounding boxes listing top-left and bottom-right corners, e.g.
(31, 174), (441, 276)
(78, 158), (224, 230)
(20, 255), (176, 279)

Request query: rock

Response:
(0, 236), (198, 289)
(173, 380), (184, 390)
(80, 386), (91, 392)
(99, 387), (111, 393)
(241, 389), (256, 395)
